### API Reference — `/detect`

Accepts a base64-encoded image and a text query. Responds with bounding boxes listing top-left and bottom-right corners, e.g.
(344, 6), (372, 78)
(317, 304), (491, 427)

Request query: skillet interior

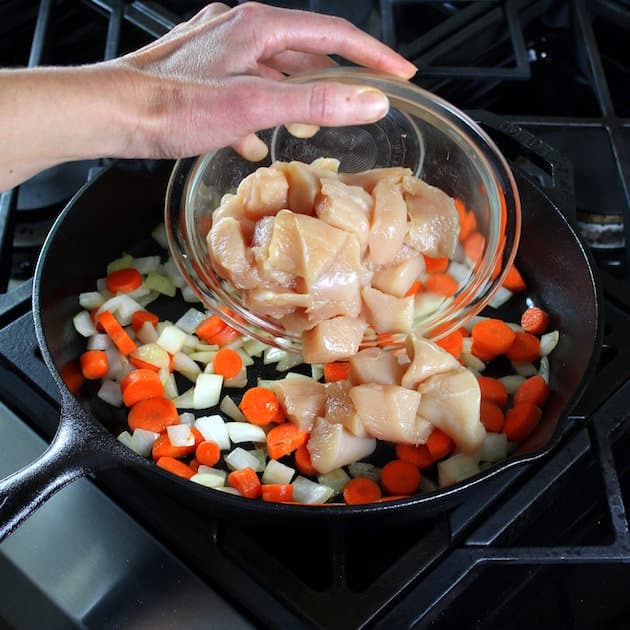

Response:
(34, 158), (600, 521)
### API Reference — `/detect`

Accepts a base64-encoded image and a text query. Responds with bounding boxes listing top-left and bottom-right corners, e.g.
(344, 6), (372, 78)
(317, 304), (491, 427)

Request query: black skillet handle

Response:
(0, 393), (130, 541)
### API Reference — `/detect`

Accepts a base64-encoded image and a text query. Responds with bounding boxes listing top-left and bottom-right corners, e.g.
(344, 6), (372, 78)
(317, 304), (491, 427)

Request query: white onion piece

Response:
(511, 361), (538, 377)
(461, 337), (473, 354)
(197, 466), (227, 480)
(264, 347), (287, 365)
(181, 286), (202, 303)
(132, 343), (170, 370)
(414, 292), (445, 319)
(317, 469), (351, 494)
(104, 295), (143, 326)
(488, 286), (513, 309)
(156, 321), (170, 334)
(195, 415), (230, 449)
(164, 257), (187, 288)
(179, 412), (195, 425)
(540, 330), (559, 356)
(539, 355), (550, 383)
(136, 290), (160, 307)
(224, 367), (248, 389)
(498, 374), (526, 394)
(191, 472), (226, 488)
(157, 325), (188, 354)
(235, 348), (254, 367)
(163, 371), (179, 399)
(204, 363), (215, 375)
(225, 447), (261, 471)
(79, 291), (105, 310)
(262, 459), (295, 485)
(276, 353), (305, 373)
(292, 477), (335, 504)
(461, 352), (486, 372)
(195, 342), (219, 353)
(183, 334), (199, 351)
(220, 395), (247, 422)
(476, 432), (508, 463)
(132, 428), (160, 457)
(136, 321), (159, 344)
(193, 373), (223, 409)
(180, 371), (201, 383)
(243, 338), (267, 357)
(173, 351), (201, 375)
(73, 311), (97, 337)
(132, 256), (161, 275)
(348, 462), (381, 482)
(215, 486), (241, 495)
(95, 278), (112, 297)
(107, 253), (134, 274)
(151, 223), (169, 249)
(176, 308), (207, 334)
(97, 380), (123, 407)
(173, 387), (195, 409)
(189, 351), (218, 364)
(105, 349), (124, 380)
(246, 449), (267, 472)
(438, 453), (480, 487)
(223, 337), (245, 351)
(311, 364), (324, 382)
(167, 424), (194, 447)
(117, 431), (134, 450)
(145, 272), (176, 297)
(226, 422), (266, 444)
(124, 325), (137, 341)
(448, 261), (473, 287)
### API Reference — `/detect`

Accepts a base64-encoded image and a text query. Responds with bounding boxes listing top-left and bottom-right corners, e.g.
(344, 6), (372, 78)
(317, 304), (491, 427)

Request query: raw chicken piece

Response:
(244, 288), (312, 320)
(371, 253), (425, 298)
(348, 347), (404, 386)
(401, 335), (460, 389)
(280, 310), (317, 333)
(403, 175), (459, 258)
(266, 210), (348, 284)
(271, 375), (326, 433)
(315, 178), (373, 254)
(361, 286), (414, 334)
(207, 217), (259, 289)
(307, 417), (376, 474)
(212, 193), (256, 242)
(251, 216), (296, 288)
(340, 167), (412, 193)
(272, 161), (339, 215)
(324, 380), (367, 437)
(350, 383), (424, 444)
(416, 368), (485, 453)
(368, 177), (408, 266)
(301, 316), (367, 364)
(237, 167), (289, 220)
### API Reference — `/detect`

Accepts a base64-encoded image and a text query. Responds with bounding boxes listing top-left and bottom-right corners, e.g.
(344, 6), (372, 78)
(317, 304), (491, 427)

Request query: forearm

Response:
(0, 64), (141, 191)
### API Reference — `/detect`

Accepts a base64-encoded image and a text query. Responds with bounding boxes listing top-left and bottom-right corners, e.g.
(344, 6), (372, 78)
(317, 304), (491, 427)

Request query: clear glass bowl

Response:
(165, 68), (521, 353)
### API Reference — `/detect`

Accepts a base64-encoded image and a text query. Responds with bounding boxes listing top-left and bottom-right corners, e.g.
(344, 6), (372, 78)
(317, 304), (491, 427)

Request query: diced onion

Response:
(348, 462), (381, 482)
(133, 343), (170, 370)
(461, 337), (473, 354)
(498, 374), (526, 394)
(73, 311), (97, 337)
(96, 294), (143, 326)
(179, 412), (195, 425)
(189, 351), (218, 364)
(79, 291), (106, 310)
(136, 290), (160, 307)
(195, 415), (230, 449)
(264, 347), (287, 365)
(461, 352), (485, 372)
(197, 466), (227, 480)
(117, 431), (134, 450)
(226, 422), (266, 444)
(511, 361), (538, 377)
(164, 257), (187, 288)
(414, 292), (446, 319)
(175, 308), (207, 334)
(225, 447), (261, 471)
(317, 469), (351, 494)
(276, 353), (305, 372)
(105, 349), (125, 380)
(539, 355), (550, 383)
(181, 286), (202, 303)
(245, 449), (267, 472)
(224, 367), (248, 389)
(193, 373), (223, 409)
(311, 364), (324, 381)
(448, 261), (472, 286)
(191, 472), (226, 488)
(476, 432), (508, 463)
(145, 272), (177, 297)
(97, 380), (123, 406)
(262, 459), (295, 485)
(540, 330), (559, 356)
(243, 338), (268, 357)
(87, 333), (115, 351)
(157, 325), (188, 354)
(220, 395), (247, 422)
(107, 253), (134, 274)
(132, 256), (161, 275)
(215, 486), (241, 495)
(137, 321), (159, 344)
(95, 278), (112, 296)
(173, 387), (195, 409)
(167, 424), (194, 447)
(438, 453), (480, 487)
(173, 351), (201, 375)
(163, 371), (179, 399)
(151, 223), (169, 249)
(132, 428), (160, 457)
(292, 476), (335, 504)
(488, 286), (513, 309)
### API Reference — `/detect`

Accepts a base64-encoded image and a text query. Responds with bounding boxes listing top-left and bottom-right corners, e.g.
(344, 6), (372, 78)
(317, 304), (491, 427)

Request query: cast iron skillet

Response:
(0, 151), (601, 541)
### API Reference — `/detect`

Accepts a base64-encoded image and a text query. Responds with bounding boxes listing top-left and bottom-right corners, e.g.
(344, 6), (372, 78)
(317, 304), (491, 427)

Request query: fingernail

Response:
(355, 88), (389, 122)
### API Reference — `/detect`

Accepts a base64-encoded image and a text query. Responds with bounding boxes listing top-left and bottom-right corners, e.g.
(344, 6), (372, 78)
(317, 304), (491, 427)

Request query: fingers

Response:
(231, 133), (269, 162)
(264, 50), (337, 76)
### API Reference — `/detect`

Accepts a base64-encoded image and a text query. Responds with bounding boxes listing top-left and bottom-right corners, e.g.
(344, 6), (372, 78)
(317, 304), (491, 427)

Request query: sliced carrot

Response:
(504, 402), (542, 442)
(343, 477), (382, 504)
(514, 375), (550, 407)
(324, 362), (350, 382)
(376, 333), (395, 348)
(156, 456), (194, 480)
(294, 445), (318, 476)
(424, 256), (449, 273)
(189, 458), (200, 473)
(505, 332), (540, 362)
(404, 280), (424, 297)
(91, 308), (105, 332)
(80, 349), (108, 380)
(195, 440), (221, 467)
(426, 428), (454, 461)
(463, 231), (486, 263)
(425, 273), (459, 297)
(129, 355), (160, 372)
(459, 327), (470, 338)
(477, 375), (508, 406)
(521, 307), (550, 335)
(106, 267), (143, 294)
(381, 460), (421, 495)
(502, 264), (526, 292)
(152, 427), (203, 460)
(471, 318), (516, 356)
(262, 484), (294, 502)
(60, 359), (84, 394)
(131, 310), (159, 332)
(456, 199), (477, 242)
(228, 467), (262, 499)
(239, 387), (285, 426)
(471, 341), (497, 362)
(128, 396), (179, 433)
(120, 368), (164, 407)
(436, 330), (464, 359)
(196, 315), (225, 342)
(395, 443), (434, 469)
(209, 325), (241, 346)
(480, 400), (505, 433)
(213, 348), (243, 379)
(96, 310), (137, 356)
(266, 423), (308, 460)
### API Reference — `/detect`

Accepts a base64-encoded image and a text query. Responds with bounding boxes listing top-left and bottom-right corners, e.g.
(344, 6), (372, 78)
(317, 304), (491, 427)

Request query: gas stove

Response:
(1, 1), (630, 628)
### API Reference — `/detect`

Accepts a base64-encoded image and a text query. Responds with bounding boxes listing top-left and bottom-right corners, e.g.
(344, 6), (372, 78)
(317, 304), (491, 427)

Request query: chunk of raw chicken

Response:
(340, 167), (412, 193)
(212, 193), (256, 241)
(401, 335), (461, 389)
(315, 178), (373, 254)
(371, 253), (425, 298)
(324, 380), (367, 437)
(368, 177), (408, 266)
(361, 286), (414, 334)
(244, 287), (312, 320)
(237, 167), (289, 220)
(250, 216), (296, 288)
(307, 417), (376, 474)
(301, 316), (367, 363)
(416, 368), (485, 453)
(271, 375), (326, 432)
(272, 161), (339, 215)
(403, 175), (459, 258)
(348, 347), (404, 386)
(350, 383), (424, 444)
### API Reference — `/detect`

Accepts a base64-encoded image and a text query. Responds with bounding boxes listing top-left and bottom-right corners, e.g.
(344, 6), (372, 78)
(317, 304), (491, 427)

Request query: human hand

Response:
(113, 2), (417, 161)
